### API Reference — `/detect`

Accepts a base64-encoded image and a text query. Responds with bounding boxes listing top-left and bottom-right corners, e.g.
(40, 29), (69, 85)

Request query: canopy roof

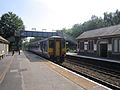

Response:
(0, 36), (9, 43)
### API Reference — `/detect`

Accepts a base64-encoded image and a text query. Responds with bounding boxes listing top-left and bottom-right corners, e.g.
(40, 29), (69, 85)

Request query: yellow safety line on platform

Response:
(0, 55), (14, 84)
(44, 61), (98, 90)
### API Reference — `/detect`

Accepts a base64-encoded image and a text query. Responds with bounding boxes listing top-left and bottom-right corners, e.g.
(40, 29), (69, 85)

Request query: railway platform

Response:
(0, 52), (13, 84)
(66, 53), (120, 63)
(0, 51), (110, 90)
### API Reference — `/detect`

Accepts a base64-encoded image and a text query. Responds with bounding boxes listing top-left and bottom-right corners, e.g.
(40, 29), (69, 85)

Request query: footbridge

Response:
(20, 31), (63, 37)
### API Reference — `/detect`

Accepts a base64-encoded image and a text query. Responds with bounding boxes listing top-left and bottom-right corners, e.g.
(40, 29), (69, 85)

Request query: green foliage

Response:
(22, 41), (29, 50)
(67, 49), (77, 53)
(104, 9), (120, 26)
(29, 37), (45, 43)
(0, 12), (25, 51)
(0, 12), (25, 39)
(59, 10), (120, 40)
(57, 10), (120, 51)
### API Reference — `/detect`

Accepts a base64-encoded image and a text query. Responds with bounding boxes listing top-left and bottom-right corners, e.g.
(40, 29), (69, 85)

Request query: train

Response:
(0, 36), (9, 59)
(28, 36), (66, 63)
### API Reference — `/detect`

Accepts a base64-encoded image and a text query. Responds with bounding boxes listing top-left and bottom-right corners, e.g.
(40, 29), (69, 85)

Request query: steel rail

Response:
(64, 55), (120, 89)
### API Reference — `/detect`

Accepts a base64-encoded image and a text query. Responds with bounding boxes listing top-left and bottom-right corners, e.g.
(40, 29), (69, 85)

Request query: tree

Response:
(29, 37), (44, 43)
(0, 12), (25, 50)
(0, 12), (25, 39)
(104, 12), (114, 26)
(103, 10), (120, 26)
(55, 9), (120, 51)
(112, 9), (120, 25)
(83, 16), (106, 31)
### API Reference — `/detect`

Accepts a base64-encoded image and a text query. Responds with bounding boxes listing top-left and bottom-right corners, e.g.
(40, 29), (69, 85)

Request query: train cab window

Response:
(49, 40), (54, 48)
(62, 40), (65, 48)
(44, 41), (47, 52)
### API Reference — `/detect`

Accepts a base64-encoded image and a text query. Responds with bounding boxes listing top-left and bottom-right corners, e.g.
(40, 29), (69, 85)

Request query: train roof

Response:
(48, 36), (64, 39)
(29, 36), (64, 45)
(76, 24), (120, 39)
(0, 36), (9, 43)
(29, 38), (48, 45)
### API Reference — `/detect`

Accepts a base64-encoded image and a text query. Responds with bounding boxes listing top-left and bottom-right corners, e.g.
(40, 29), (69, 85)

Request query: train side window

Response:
(44, 41), (47, 52)
(49, 40), (54, 48)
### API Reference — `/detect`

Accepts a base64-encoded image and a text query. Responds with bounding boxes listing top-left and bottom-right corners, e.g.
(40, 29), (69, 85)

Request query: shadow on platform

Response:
(23, 51), (48, 62)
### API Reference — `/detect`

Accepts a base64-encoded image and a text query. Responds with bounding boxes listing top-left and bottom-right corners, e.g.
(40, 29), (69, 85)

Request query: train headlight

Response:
(49, 52), (53, 55)
(62, 52), (66, 56)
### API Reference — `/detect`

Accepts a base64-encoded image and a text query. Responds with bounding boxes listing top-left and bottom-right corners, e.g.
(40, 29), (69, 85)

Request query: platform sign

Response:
(84, 42), (88, 50)
(84, 45), (87, 50)
(94, 44), (97, 51)
(84, 42), (88, 44)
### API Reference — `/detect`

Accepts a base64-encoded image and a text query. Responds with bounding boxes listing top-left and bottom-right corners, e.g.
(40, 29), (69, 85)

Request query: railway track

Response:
(29, 51), (120, 89)
(62, 54), (120, 90)
(66, 58), (120, 78)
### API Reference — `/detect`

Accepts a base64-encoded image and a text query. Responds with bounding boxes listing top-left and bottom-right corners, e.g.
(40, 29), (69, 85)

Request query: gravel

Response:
(62, 60), (120, 87)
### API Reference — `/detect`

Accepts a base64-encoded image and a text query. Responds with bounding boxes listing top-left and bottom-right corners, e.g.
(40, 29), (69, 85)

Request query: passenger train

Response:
(28, 36), (66, 63)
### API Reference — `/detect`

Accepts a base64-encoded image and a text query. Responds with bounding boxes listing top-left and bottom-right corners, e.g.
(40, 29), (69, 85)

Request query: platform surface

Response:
(67, 52), (120, 63)
(0, 51), (110, 90)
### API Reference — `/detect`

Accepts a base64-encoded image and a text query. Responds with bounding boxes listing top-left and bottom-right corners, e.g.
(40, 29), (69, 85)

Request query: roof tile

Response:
(76, 24), (120, 39)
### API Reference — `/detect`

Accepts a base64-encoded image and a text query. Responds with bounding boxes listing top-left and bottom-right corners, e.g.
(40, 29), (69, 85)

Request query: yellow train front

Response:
(28, 36), (66, 63)
(48, 36), (66, 63)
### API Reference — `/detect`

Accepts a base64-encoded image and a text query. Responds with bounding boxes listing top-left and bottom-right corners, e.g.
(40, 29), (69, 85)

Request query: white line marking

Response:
(20, 61), (25, 90)
(49, 61), (112, 90)
(10, 69), (18, 73)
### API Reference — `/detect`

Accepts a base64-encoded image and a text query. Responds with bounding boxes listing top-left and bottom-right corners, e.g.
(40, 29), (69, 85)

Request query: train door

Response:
(56, 41), (61, 56)
(100, 44), (107, 57)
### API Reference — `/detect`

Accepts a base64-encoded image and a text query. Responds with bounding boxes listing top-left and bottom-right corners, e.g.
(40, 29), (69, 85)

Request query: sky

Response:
(0, 0), (120, 32)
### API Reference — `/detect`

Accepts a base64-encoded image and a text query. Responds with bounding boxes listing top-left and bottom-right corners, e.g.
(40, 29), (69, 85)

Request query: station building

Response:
(76, 24), (120, 59)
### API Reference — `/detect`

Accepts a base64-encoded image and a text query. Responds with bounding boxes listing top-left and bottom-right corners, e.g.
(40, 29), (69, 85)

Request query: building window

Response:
(80, 41), (84, 50)
(119, 40), (120, 52)
(113, 39), (120, 53)
(91, 40), (94, 50)
(84, 41), (88, 50)
(88, 40), (94, 51)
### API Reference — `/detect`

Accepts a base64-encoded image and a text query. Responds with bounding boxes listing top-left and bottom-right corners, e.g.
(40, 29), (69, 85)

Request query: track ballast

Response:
(62, 54), (120, 89)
